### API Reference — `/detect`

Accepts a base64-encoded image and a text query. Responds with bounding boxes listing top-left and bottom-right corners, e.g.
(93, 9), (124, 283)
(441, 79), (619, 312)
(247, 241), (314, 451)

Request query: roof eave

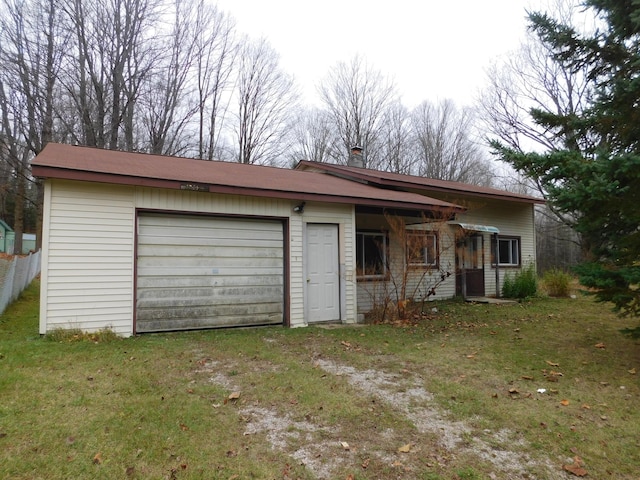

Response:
(33, 166), (464, 213)
(296, 160), (546, 205)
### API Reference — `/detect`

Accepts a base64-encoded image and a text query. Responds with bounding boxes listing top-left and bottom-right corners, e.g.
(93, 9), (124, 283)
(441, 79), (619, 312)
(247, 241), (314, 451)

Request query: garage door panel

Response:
(137, 286), (284, 304)
(137, 274), (283, 289)
(137, 311), (283, 332)
(137, 254), (282, 268)
(136, 213), (284, 332)
(139, 222), (283, 238)
(138, 237), (282, 251)
(138, 267), (282, 289)
(136, 245), (283, 260)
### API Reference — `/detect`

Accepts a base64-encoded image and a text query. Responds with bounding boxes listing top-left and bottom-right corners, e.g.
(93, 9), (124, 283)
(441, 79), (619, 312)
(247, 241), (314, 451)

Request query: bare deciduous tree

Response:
(141, 0), (201, 156)
(287, 107), (337, 165)
(318, 55), (397, 167)
(234, 38), (298, 165)
(0, 0), (63, 251)
(193, 2), (237, 161)
(411, 99), (493, 185)
(378, 101), (417, 175)
(61, 0), (159, 150)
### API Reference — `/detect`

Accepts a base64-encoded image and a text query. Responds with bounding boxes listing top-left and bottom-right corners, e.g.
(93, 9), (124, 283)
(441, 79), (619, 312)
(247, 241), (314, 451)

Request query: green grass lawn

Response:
(1, 281), (639, 479)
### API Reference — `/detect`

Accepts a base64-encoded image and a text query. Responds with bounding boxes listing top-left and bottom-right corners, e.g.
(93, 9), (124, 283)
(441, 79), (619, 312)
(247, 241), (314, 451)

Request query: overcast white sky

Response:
(215, 0), (549, 107)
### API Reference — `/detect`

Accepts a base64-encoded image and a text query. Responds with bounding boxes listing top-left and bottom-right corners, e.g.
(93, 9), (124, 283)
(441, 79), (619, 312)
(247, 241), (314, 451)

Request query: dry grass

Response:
(1, 281), (639, 479)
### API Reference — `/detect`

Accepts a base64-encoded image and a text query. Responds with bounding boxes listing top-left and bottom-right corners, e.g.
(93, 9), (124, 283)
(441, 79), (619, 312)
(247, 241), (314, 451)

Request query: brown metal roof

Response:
(32, 143), (464, 213)
(295, 160), (545, 204)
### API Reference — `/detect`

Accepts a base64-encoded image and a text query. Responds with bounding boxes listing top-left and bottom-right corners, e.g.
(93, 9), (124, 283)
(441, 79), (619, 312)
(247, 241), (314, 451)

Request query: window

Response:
(494, 236), (520, 266)
(356, 231), (387, 278)
(407, 232), (438, 267)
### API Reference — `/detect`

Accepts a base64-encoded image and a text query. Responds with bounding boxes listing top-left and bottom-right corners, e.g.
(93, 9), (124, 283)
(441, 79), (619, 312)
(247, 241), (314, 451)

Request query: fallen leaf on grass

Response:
(563, 456), (588, 477)
(628, 368), (636, 375)
(521, 375), (534, 381)
(594, 342), (606, 349)
(125, 466), (135, 476)
(546, 360), (560, 367)
(560, 399), (570, 406)
(398, 443), (412, 453)
(179, 423), (189, 431)
(340, 441), (350, 451)
(346, 475), (355, 480)
(341, 341), (352, 348)
(224, 392), (241, 404)
(361, 458), (370, 469)
(93, 452), (102, 464)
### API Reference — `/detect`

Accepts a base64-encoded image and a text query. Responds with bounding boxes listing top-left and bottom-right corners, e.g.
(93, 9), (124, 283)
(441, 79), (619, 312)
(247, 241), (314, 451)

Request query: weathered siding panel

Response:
(40, 180), (135, 335)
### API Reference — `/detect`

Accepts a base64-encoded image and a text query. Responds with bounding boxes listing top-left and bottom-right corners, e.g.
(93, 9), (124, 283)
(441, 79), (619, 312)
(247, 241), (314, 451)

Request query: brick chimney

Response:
(347, 145), (364, 168)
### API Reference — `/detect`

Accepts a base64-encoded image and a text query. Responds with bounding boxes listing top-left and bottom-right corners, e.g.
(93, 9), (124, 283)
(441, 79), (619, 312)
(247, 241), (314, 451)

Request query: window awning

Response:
(448, 222), (500, 234)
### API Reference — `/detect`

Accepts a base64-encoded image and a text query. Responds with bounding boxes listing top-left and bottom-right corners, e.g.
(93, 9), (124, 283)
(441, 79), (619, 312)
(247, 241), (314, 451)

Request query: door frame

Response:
(456, 233), (485, 297)
(304, 223), (341, 323)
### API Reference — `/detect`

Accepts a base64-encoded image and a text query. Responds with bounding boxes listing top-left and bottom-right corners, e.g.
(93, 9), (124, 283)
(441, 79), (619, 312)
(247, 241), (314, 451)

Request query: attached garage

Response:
(136, 213), (285, 332)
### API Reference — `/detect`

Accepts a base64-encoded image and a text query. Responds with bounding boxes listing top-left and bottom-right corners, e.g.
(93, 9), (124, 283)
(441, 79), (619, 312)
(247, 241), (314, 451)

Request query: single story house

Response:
(32, 143), (543, 336)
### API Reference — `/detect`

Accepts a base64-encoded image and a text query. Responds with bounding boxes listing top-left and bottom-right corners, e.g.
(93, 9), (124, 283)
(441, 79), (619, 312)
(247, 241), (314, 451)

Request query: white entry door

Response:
(306, 224), (340, 323)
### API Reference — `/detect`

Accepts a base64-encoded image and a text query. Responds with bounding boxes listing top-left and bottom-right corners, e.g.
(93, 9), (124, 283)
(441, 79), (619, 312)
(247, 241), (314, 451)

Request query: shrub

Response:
(542, 268), (572, 297)
(502, 263), (538, 299)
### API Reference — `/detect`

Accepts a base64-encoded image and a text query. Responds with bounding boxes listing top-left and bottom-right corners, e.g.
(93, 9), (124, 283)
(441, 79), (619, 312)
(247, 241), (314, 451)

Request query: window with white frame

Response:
(407, 232), (438, 267)
(356, 231), (387, 278)
(495, 236), (520, 266)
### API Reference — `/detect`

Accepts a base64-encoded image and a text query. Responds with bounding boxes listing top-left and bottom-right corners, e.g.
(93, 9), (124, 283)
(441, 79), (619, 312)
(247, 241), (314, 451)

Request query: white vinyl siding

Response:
(39, 180), (358, 335)
(39, 181), (135, 335)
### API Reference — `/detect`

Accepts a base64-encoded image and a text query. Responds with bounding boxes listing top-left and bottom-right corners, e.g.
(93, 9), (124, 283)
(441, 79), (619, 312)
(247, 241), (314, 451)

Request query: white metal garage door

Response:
(136, 213), (284, 332)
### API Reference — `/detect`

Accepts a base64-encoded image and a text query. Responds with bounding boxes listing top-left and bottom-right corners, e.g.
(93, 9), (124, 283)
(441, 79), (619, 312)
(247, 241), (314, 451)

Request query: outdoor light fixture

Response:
(293, 202), (305, 214)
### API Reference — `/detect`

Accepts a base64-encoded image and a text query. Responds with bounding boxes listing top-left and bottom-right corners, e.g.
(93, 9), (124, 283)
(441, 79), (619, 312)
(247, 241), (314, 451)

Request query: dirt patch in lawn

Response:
(315, 359), (563, 479)
(196, 355), (564, 479)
